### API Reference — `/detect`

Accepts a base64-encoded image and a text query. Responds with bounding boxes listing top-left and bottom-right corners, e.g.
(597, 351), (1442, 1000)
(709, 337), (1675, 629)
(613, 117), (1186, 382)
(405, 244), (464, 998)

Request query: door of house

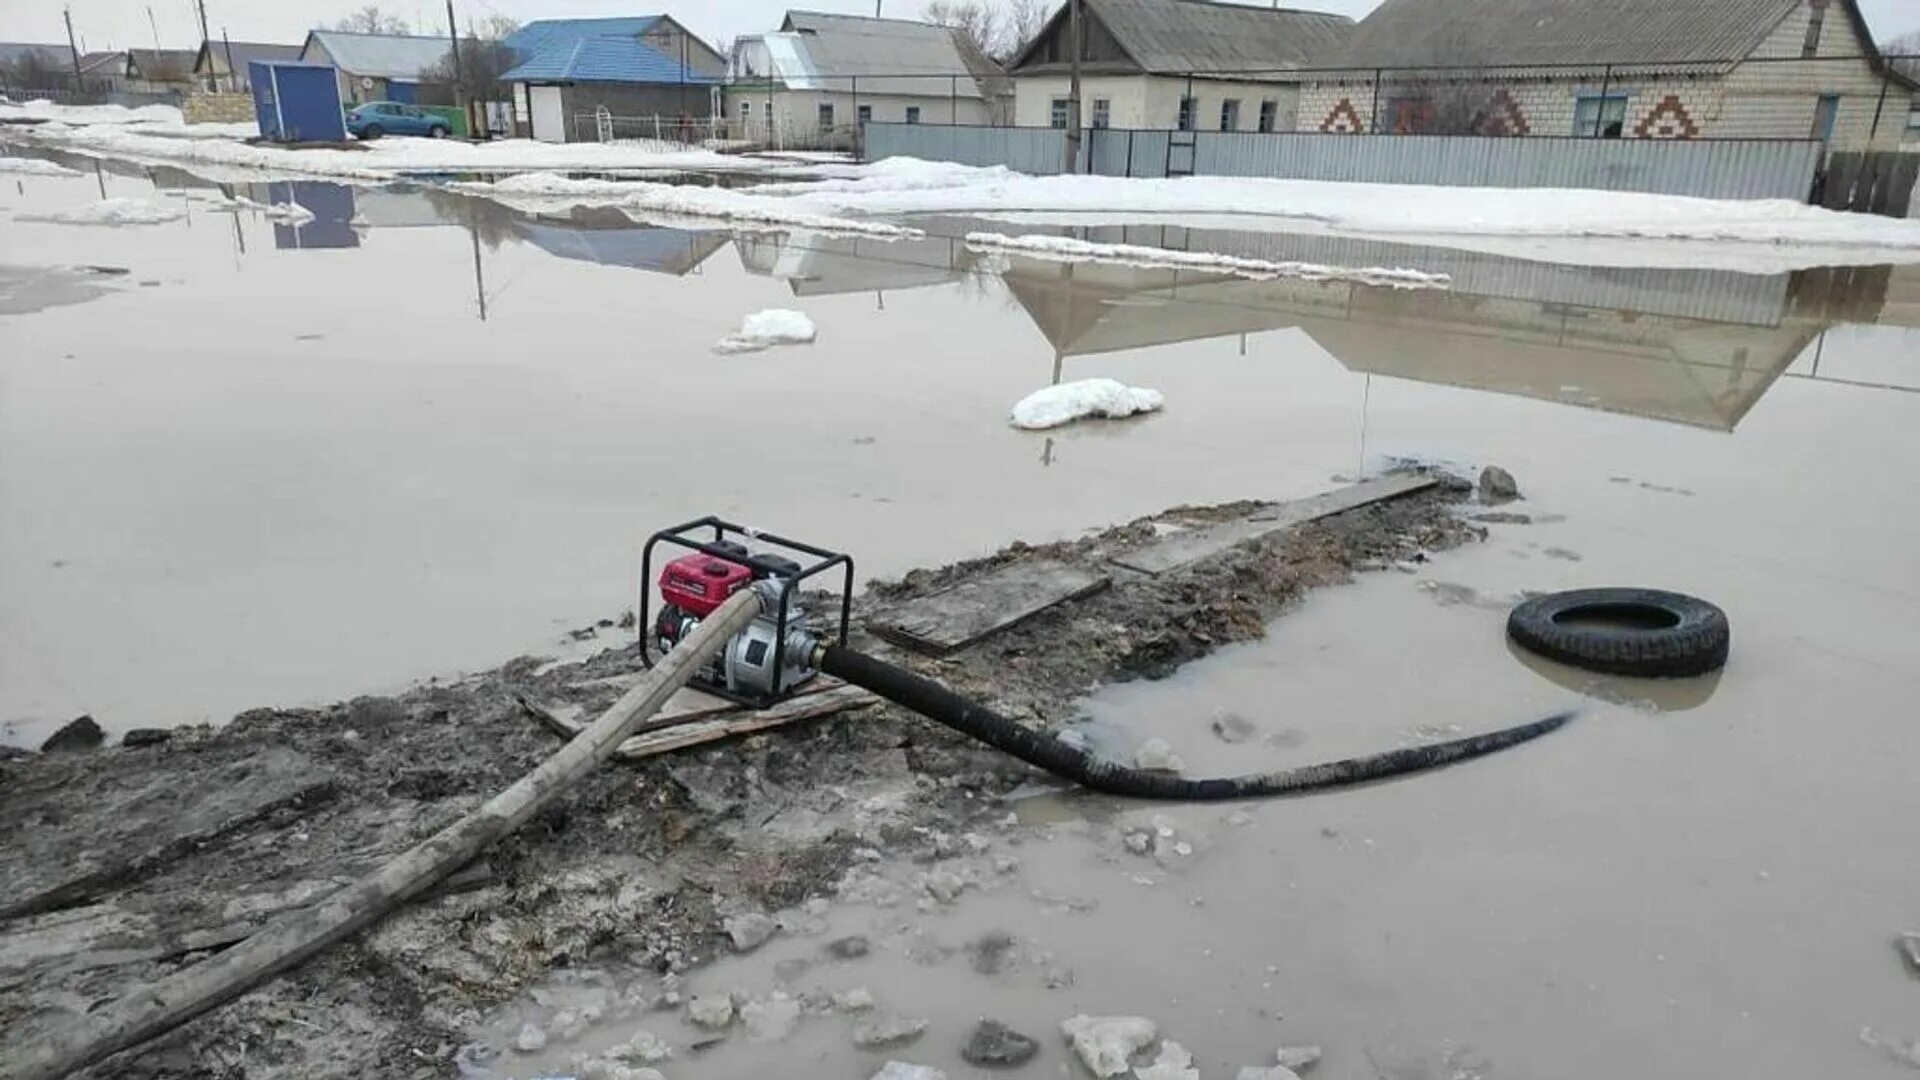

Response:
(530, 85), (565, 143)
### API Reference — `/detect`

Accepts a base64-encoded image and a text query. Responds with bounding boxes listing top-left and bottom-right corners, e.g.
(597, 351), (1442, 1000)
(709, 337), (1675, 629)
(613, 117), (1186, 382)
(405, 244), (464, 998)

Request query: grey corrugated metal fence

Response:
(864, 123), (1823, 201)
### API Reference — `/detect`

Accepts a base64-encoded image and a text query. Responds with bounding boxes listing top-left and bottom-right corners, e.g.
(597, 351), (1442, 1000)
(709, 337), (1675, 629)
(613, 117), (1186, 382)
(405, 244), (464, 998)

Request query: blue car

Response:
(346, 101), (451, 140)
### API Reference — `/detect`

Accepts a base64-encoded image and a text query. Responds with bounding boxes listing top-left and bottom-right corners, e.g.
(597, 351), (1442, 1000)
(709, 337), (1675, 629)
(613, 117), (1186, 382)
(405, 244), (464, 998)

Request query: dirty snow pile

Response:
(781, 157), (1920, 252)
(14, 197), (184, 226)
(0, 156), (78, 176)
(714, 309), (818, 354)
(1011, 378), (1164, 430)
(967, 230), (1451, 288)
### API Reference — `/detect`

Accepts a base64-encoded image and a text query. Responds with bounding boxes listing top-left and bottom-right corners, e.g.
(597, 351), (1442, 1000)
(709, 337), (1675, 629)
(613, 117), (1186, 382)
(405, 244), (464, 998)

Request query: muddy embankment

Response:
(0, 473), (1488, 1079)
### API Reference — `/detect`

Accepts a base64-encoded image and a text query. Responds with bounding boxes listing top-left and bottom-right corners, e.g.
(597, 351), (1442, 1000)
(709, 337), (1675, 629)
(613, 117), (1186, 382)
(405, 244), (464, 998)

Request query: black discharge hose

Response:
(818, 644), (1572, 800)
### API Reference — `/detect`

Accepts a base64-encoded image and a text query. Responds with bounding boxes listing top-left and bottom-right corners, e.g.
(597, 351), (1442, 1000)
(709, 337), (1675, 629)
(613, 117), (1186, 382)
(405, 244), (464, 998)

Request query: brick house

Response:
(1007, 0), (1354, 133)
(1301, 0), (1917, 149)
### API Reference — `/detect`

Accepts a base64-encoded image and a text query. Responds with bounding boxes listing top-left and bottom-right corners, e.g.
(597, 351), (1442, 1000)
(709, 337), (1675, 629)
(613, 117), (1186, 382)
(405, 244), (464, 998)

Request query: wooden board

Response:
(1108, 475), (1439, 576)
(867, 558), (1110, 656)
(520, 680), (874, 762)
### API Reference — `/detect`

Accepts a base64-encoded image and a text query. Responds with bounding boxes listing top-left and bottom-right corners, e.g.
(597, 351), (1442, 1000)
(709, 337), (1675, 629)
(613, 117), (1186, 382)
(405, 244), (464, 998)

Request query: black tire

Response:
(361, 124), (383, 140)
(1507, 588), (1729, 678)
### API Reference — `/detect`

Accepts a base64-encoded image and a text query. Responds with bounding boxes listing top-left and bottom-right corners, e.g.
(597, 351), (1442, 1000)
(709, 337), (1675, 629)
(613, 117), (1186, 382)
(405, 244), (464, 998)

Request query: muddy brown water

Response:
(3, 156), (1919, 1078)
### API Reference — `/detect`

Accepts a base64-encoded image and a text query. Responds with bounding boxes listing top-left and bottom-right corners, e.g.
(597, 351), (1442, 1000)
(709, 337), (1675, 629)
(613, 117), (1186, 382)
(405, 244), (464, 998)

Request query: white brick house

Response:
(1006, 0), (1354, 134)
(1300, 0), (1917, 150)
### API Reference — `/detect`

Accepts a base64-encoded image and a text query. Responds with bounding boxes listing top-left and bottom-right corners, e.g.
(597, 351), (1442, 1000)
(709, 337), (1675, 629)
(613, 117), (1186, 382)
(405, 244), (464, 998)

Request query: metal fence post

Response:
(1370, 68), (1382, 133)
(1868, 67), (1889, 145)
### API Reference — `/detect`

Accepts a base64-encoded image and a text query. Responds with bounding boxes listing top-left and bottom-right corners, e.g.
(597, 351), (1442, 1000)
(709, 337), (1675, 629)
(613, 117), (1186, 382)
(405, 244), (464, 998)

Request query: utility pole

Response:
(222, 28), (236, 94)
(64, 6), (84, 88)
(195, 0), (214, 90)
(444, 0), (466, 133)
(1064, 0), (1082, 173)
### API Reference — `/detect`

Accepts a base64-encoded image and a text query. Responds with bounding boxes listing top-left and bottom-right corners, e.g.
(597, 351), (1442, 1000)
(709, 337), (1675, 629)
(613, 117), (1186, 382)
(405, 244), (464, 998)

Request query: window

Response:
(1049, 96), (1070, 129)
(1092, 98), (1111, 129)
(817, 102), (834, 129)
(905, 105), (921, 124)
(1258, 99), (1278, 133)
(857, 104), (872, 124)
(1812, 93), (1840, 141)
(1385, 96), (1434, 134)
(1802, 0), (1828, 58)
(1176, 96), (1195, 131)
(1219, 98), (1241, 131)
(740, 100), (752, 120)
(1573, 93), (1628, 138)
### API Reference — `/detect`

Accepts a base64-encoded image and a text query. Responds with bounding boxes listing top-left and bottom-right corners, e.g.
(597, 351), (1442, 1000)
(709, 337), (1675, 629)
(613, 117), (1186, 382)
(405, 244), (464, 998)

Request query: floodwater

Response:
(4, 148), (1919, 1077)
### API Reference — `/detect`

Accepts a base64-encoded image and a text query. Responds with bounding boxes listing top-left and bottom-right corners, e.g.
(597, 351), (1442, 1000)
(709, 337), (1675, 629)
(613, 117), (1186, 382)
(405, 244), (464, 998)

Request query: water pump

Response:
(640, 518), (853, 708)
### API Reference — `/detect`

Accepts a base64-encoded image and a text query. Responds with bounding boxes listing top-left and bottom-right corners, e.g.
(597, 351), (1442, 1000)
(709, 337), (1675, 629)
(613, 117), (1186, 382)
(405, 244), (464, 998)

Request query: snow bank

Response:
(966, 230), (1450, 288)
(2, 109), (821, 183)
(14, 197), (184, 226)
(789, 164), (1920, 252)
(0, 99), (184, 125)
(0, 156), (78, 176)
(463, 172), (923, 239)
(1011, 379), (1164, 430)
(715, 309), (818, 354)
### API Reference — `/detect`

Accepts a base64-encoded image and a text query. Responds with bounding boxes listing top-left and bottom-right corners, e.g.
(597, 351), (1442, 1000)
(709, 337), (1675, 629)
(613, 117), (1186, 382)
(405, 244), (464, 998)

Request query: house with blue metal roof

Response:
(499, 15), (724, 143)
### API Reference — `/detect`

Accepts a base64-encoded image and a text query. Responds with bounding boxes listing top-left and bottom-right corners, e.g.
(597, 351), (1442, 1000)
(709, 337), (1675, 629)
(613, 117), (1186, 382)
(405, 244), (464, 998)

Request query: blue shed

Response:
(250, 61), (347, 143)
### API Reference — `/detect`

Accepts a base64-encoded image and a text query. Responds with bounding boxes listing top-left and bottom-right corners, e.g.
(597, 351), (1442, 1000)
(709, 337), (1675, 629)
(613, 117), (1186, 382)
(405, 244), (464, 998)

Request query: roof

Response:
(502, 36), (716, 85)
(197, 41), (304, 74)
(502, 17), (663, 55)
(738, 10), (993, 98)
(1336, 0), (1905, 79)
(77, 50), (125, 75)
(129, 48), (198, 74)
(301, 31), (452, 79)
(1012, 0), (1355, 76)
(0, 42), (67, 67)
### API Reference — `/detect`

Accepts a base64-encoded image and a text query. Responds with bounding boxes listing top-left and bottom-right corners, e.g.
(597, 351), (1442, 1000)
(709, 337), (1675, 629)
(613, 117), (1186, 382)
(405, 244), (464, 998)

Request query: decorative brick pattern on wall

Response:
(1635, 95), (1702, 139)
(1320, 98), (1366, 133)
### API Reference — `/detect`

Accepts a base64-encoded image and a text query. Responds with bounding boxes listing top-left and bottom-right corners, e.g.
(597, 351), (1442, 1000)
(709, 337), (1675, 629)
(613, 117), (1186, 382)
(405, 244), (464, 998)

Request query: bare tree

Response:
(926, 0), (1003, 58)
(332, 5), (411, 34)
(1888, 29), (1920, 78)
(421, 31), (518, 103)
(1004, 0), (1047, 57)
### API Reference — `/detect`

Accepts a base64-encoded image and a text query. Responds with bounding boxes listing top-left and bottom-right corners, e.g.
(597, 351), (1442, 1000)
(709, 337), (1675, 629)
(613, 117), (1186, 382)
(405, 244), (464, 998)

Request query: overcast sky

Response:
(2, 0), (1914, 56)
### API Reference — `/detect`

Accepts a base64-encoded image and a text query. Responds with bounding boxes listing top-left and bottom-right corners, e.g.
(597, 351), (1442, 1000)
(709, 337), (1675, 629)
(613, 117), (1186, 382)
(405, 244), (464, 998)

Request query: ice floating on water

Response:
(1010, 378), (1164, 430)
(1061, 1015), (1158, 1078)
(715, 309), (818, 354)
(14, 197), (184, 226)
(966, 230), (1450, 288)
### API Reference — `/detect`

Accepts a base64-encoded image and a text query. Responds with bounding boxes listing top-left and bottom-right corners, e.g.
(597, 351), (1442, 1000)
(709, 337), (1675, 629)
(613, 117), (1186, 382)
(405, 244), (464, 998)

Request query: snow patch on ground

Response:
(715, 309), (818, 354)
(790, 160), (1920, 253)
(0, 99), (184, 125)
(0, 156), (78, 176)
(14, 197), (184, 226)
(966, 230), (1451, 287)
(462, 172), (923, 238)
(1061, 1015), (1158, 1078)
(1011, 379), (1164, 430)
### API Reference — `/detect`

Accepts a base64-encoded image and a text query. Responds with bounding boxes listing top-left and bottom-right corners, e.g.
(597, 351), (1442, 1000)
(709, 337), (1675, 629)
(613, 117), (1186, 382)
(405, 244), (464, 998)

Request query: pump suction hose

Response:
(817, 644), (1571, 800)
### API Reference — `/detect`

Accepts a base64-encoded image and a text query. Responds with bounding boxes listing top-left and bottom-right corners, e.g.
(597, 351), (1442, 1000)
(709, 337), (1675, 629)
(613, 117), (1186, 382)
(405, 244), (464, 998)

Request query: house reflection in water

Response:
(735, 229), (974, 299)
(997, 224), (1910, 432)
(510, 206), (728, 276)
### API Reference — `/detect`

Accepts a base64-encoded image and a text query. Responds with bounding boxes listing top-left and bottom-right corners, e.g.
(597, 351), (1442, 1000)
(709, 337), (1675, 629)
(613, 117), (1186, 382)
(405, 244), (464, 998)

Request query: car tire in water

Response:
(1507, 588), (1729, 678)
(362, 124), (383, 140)
(430, 125), (448, 139)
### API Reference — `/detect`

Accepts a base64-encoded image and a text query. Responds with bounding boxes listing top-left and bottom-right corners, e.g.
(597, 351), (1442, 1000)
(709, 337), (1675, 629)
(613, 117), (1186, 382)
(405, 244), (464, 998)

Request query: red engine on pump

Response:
(642, 519), (853, 708)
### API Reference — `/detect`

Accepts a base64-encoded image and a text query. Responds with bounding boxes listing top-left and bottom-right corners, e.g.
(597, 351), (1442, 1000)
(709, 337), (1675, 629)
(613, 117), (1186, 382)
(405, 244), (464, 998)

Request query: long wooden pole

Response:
(10, 591), (761, 1080)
